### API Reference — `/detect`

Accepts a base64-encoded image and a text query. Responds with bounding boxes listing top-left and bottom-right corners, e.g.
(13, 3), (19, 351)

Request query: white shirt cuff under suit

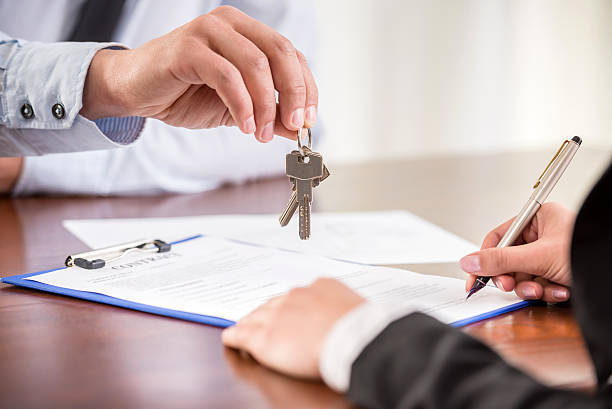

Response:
(319, 302), (419, 393)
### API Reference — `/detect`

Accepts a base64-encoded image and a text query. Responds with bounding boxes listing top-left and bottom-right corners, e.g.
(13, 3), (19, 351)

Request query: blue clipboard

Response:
(2, 235), (233, 328)
(1, 234), (531, 328)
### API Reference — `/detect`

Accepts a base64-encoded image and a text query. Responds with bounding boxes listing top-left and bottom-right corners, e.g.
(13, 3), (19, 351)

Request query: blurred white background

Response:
(312, 0), (612, 164)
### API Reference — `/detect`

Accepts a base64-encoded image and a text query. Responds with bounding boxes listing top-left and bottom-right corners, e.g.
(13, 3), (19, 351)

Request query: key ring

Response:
(297, 128), (312, 156)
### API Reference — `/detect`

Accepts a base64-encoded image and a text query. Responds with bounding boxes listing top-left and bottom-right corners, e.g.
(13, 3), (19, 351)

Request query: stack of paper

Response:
(63, 211), (478, 265)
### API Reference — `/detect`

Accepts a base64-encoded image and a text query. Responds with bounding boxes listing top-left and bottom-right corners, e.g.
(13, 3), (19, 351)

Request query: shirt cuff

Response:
(0, 39), (145, 155)
(2, 40), (124, 129)
(319, 302), (419, 393)
(94, 116), (145, 145)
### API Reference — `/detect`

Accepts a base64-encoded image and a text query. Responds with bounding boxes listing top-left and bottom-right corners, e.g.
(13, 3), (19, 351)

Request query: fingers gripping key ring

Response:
(297, 128), (312, 155)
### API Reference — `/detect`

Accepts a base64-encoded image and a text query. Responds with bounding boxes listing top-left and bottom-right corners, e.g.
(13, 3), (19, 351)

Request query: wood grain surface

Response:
(1, 148), (609, 409)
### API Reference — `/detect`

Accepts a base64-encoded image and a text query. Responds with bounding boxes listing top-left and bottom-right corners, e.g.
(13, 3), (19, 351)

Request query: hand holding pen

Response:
(462, 137), (582, 302)
(462, 203), (575, 302)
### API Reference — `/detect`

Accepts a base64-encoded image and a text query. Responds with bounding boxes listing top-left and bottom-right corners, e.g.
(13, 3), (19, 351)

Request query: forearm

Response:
(0, 157), (22, 194)
(346, 313), (608, 409)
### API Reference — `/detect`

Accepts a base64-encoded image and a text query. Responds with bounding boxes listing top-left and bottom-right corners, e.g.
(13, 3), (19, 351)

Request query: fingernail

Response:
(261, 122), (274, 142)
(305, 106), (317, 126)
(553, 289), (569, 300)
(522, 287), (537, 299)
(244, 116), (256, 134)
(493, 278), (505, 291)
(291, 108), (304, 129)
(460, 255), (481, 273)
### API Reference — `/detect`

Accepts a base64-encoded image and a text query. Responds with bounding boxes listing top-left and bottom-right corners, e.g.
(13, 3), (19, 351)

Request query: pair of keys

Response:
(278, 128), (330, 240)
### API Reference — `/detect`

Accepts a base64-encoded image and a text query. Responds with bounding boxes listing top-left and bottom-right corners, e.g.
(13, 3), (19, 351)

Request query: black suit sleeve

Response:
(346, 162), (612, 409)
(571, 163), (612, 389)
(347, 312), (609, 409)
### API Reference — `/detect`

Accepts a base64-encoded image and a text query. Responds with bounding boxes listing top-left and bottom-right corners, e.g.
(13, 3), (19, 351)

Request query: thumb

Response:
(460, 243), (547, 277)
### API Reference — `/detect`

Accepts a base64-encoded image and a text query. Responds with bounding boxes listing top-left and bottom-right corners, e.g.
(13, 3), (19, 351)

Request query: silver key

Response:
(279, 163), (330, 227)
(279, 178), (298, 227)
(285, 149), (323, 239)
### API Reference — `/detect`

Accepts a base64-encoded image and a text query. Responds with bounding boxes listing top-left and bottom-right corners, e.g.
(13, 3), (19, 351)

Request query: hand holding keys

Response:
(279, 129), (330, 240)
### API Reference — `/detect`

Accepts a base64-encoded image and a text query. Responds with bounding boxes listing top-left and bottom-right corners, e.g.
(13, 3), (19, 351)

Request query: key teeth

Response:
(299, 200), (311, 240)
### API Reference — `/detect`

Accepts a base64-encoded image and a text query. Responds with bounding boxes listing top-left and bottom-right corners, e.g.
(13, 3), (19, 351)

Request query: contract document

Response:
(63, 211), (477, 265)
(18, 235), (525, 326)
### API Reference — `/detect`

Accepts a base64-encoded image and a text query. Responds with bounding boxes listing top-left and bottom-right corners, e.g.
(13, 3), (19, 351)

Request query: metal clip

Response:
(533, 139), (569, 189)
(65, 239), (171, 270)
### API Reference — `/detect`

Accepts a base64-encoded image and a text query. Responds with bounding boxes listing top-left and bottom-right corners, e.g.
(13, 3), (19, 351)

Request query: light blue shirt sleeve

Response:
(0, 30), (145, 156)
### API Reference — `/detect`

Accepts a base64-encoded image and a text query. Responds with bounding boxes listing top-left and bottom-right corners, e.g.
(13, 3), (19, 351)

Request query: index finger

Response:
(297, 50), (318, 128)
(213, 7), (308, 132)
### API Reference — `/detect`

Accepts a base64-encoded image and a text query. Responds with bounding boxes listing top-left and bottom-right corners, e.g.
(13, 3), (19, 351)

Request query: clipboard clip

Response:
(65, 239), (171, 270)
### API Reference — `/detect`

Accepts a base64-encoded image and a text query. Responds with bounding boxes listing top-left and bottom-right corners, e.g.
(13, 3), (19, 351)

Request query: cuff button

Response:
(52, 103), (65, 119)
(20, 103), (34, 120)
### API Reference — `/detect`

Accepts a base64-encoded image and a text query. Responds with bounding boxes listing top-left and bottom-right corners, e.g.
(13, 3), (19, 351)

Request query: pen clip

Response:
(533, 139), (569, 189)
(65, 239), (171, 270)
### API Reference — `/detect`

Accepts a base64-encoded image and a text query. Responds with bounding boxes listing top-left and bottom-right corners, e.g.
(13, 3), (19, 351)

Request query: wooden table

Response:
(1, 148), (609, 409)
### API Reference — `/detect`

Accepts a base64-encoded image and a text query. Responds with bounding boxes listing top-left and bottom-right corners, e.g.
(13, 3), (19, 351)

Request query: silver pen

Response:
(467, 136), (582, 299)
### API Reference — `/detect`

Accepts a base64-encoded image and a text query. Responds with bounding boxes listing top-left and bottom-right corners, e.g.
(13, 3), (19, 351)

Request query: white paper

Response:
(26, 236), (520, 324)
(63, 211), (477, 265)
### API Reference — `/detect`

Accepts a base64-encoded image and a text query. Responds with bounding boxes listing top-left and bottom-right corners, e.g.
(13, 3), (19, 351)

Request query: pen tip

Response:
(571, 136), (582, 145)
(466, 286), (481, 300)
